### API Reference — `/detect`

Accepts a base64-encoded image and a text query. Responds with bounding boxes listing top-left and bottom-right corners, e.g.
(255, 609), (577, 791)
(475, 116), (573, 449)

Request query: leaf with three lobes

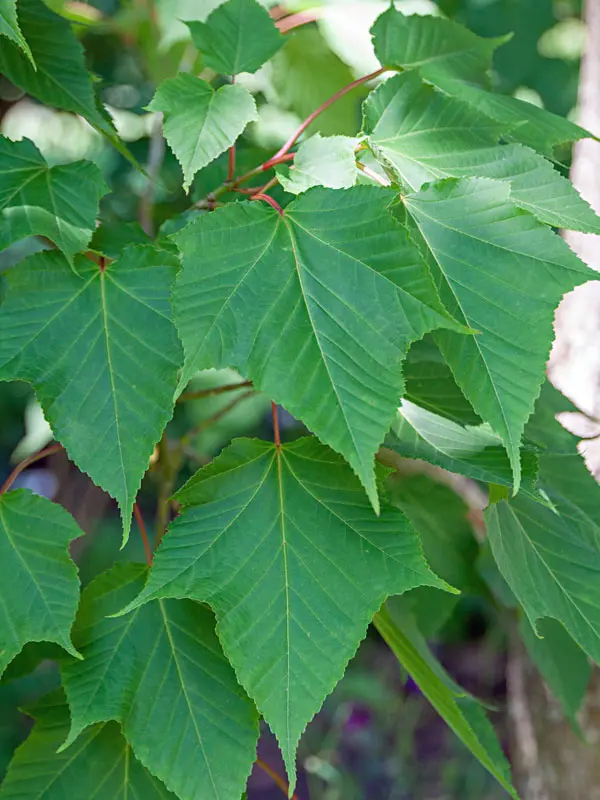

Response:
(364, 72), (600, 233)
(385, 400), (541, 502)
(404, 337), (480, 425)
(173, 185), (464, 511)
(0, 0), (118, 144)
(186, 0), (284, 75)
(519, 616), (591, 728)
(0, 246), (183, 540)
(0, 691), (176, 799)
(149, 74), (258, 191)
(277, 134), (359, 194)
(117, 437), (451, 790)
(374, 604), (517, 798)
(0, 136), (108, 265)
(485, 386), (600, 667)
(402, 177), (595, 493)
(0, 489), (82, 677)
(370, 6), (507, 85)
(61, 563), (258, 800)
(0, 0), (34, 66)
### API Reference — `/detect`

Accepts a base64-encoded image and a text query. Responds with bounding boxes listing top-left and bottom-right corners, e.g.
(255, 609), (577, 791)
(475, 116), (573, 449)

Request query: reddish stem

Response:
(0, 444), (64, 495)
(272, 402), (281, 449)
(356, 160), (391, 186)
(134, 502), (153, 566)
(263, 67), (386, 169)
(252, 193), (284, 216)
(178, 380), (253, 403)
(276, 10), (321, 34)
(99, 256), (106, 273)
(256, 758), (299, 799)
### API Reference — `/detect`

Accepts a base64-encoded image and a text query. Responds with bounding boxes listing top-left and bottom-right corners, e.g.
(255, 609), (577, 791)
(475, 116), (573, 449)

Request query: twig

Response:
(251, 193), (284, 215)
(272, 402), (281, 449)
(256, 758), (300, 800)
(181, 391), (255, 444)
(134, 502), (153, 565)
(177, 380), (253, 403)
(276, 9), (322, 34)
(1, 444), (64, 495)
(262, 67), (386, 169)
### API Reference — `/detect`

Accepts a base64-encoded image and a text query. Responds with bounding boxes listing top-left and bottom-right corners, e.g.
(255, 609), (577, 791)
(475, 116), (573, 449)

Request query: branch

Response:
(1, 444), (64, 495)
(177, 380), (253, 403)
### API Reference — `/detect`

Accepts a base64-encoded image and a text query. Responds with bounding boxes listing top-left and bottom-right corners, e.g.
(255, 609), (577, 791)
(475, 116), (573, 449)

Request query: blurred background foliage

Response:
(0, 0), (588, 797)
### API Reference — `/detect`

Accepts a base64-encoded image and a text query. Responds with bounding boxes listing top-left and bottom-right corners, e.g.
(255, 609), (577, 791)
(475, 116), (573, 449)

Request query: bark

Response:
(510, 2), (600, 797)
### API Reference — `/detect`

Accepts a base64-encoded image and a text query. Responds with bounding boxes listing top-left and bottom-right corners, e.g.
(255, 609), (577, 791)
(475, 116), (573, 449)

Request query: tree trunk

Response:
(509, 1), (600, 797)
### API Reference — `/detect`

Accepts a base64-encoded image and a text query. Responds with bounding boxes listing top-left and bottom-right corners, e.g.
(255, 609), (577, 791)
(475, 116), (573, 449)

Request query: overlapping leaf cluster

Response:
(0, 0), (599, 798)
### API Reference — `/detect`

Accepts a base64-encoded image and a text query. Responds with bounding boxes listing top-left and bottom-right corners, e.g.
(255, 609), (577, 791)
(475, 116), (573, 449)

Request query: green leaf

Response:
(0, 0), (118, 143)
(0, 136), (108, 265)
(277, 134), (358, 194)
(0, 0), (34, 66)
(370, 6), (507, 85)
(0, 690), (176, 799)
(385, 400), (541, 501)
(364, 72), (600, 233)
(116, 437), (451, 789)
(89, 221), (152, 260)
(432, 74), (590, 156)
(519, 616), (590, 728)
(148, 74), (257, 191)
(389, 474), (481, 594)
(0, 489), (82, 677)
(61, 563), (258, 800)
(403, 177), (595, 493)
(172, 186), (462, 511)
(0, 246), (183, 540)
(187, 0), (284, 75)
(374, 604), (517, 798)
(404, 338), (480, 425)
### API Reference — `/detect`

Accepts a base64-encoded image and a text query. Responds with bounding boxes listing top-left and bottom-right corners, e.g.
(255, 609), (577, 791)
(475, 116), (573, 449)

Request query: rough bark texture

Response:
(510, 2), (600, 797)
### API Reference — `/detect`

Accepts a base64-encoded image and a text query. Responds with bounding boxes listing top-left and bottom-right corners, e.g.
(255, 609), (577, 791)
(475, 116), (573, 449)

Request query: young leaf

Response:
(0, 691), (176, 799)
(0, 246), (183, 540)
(0, 136), (108, 265)
(61, 563), (258, 800)
(116, 437), (452, 790)
(0, 0), (117, 143)
(364, 73), (600, 233)
(385, 400), (540, 501)
(404, 338), (480, 425)
(0, 0), (34, 66)
(370, 6), (507, 85)
(374, 604), (517, 798)
(187, 0), (284, 75)
(403, 177), (596, 493)
(173, 186), (463, 511)
(148, 74), (257, 191)
(519, 616), (591, 728)
(277, 134), (359, 194)
(0, 489), (82, 677)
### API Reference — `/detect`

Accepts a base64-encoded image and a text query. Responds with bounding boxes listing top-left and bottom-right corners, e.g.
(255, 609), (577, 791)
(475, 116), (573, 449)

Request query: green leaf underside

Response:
(0, 490), (82, 677)
(173, 185), (463, 510)
(0, 0), (115, 140)
(370, 6), (506, 85)
(277, 134), (359, 194)
(485, 387), (600, 667)
(0, 136), (108, 264)
(519, 616), (591, 727)
(117, 437), (450, 790)
(404, 338), (480, 425)
(374, 605), (517, 798)
(187, 0), (284, 75)
(0, 0), (34, 65)
(403, 177), (595, 493)
(0, 246), (183, 540)
(149, 74), (258, 190)
(61, 564), (258, 800)
(386, 400), (540, 501)
(364, 72), (600, 233)
(0, 691), (176, 799)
